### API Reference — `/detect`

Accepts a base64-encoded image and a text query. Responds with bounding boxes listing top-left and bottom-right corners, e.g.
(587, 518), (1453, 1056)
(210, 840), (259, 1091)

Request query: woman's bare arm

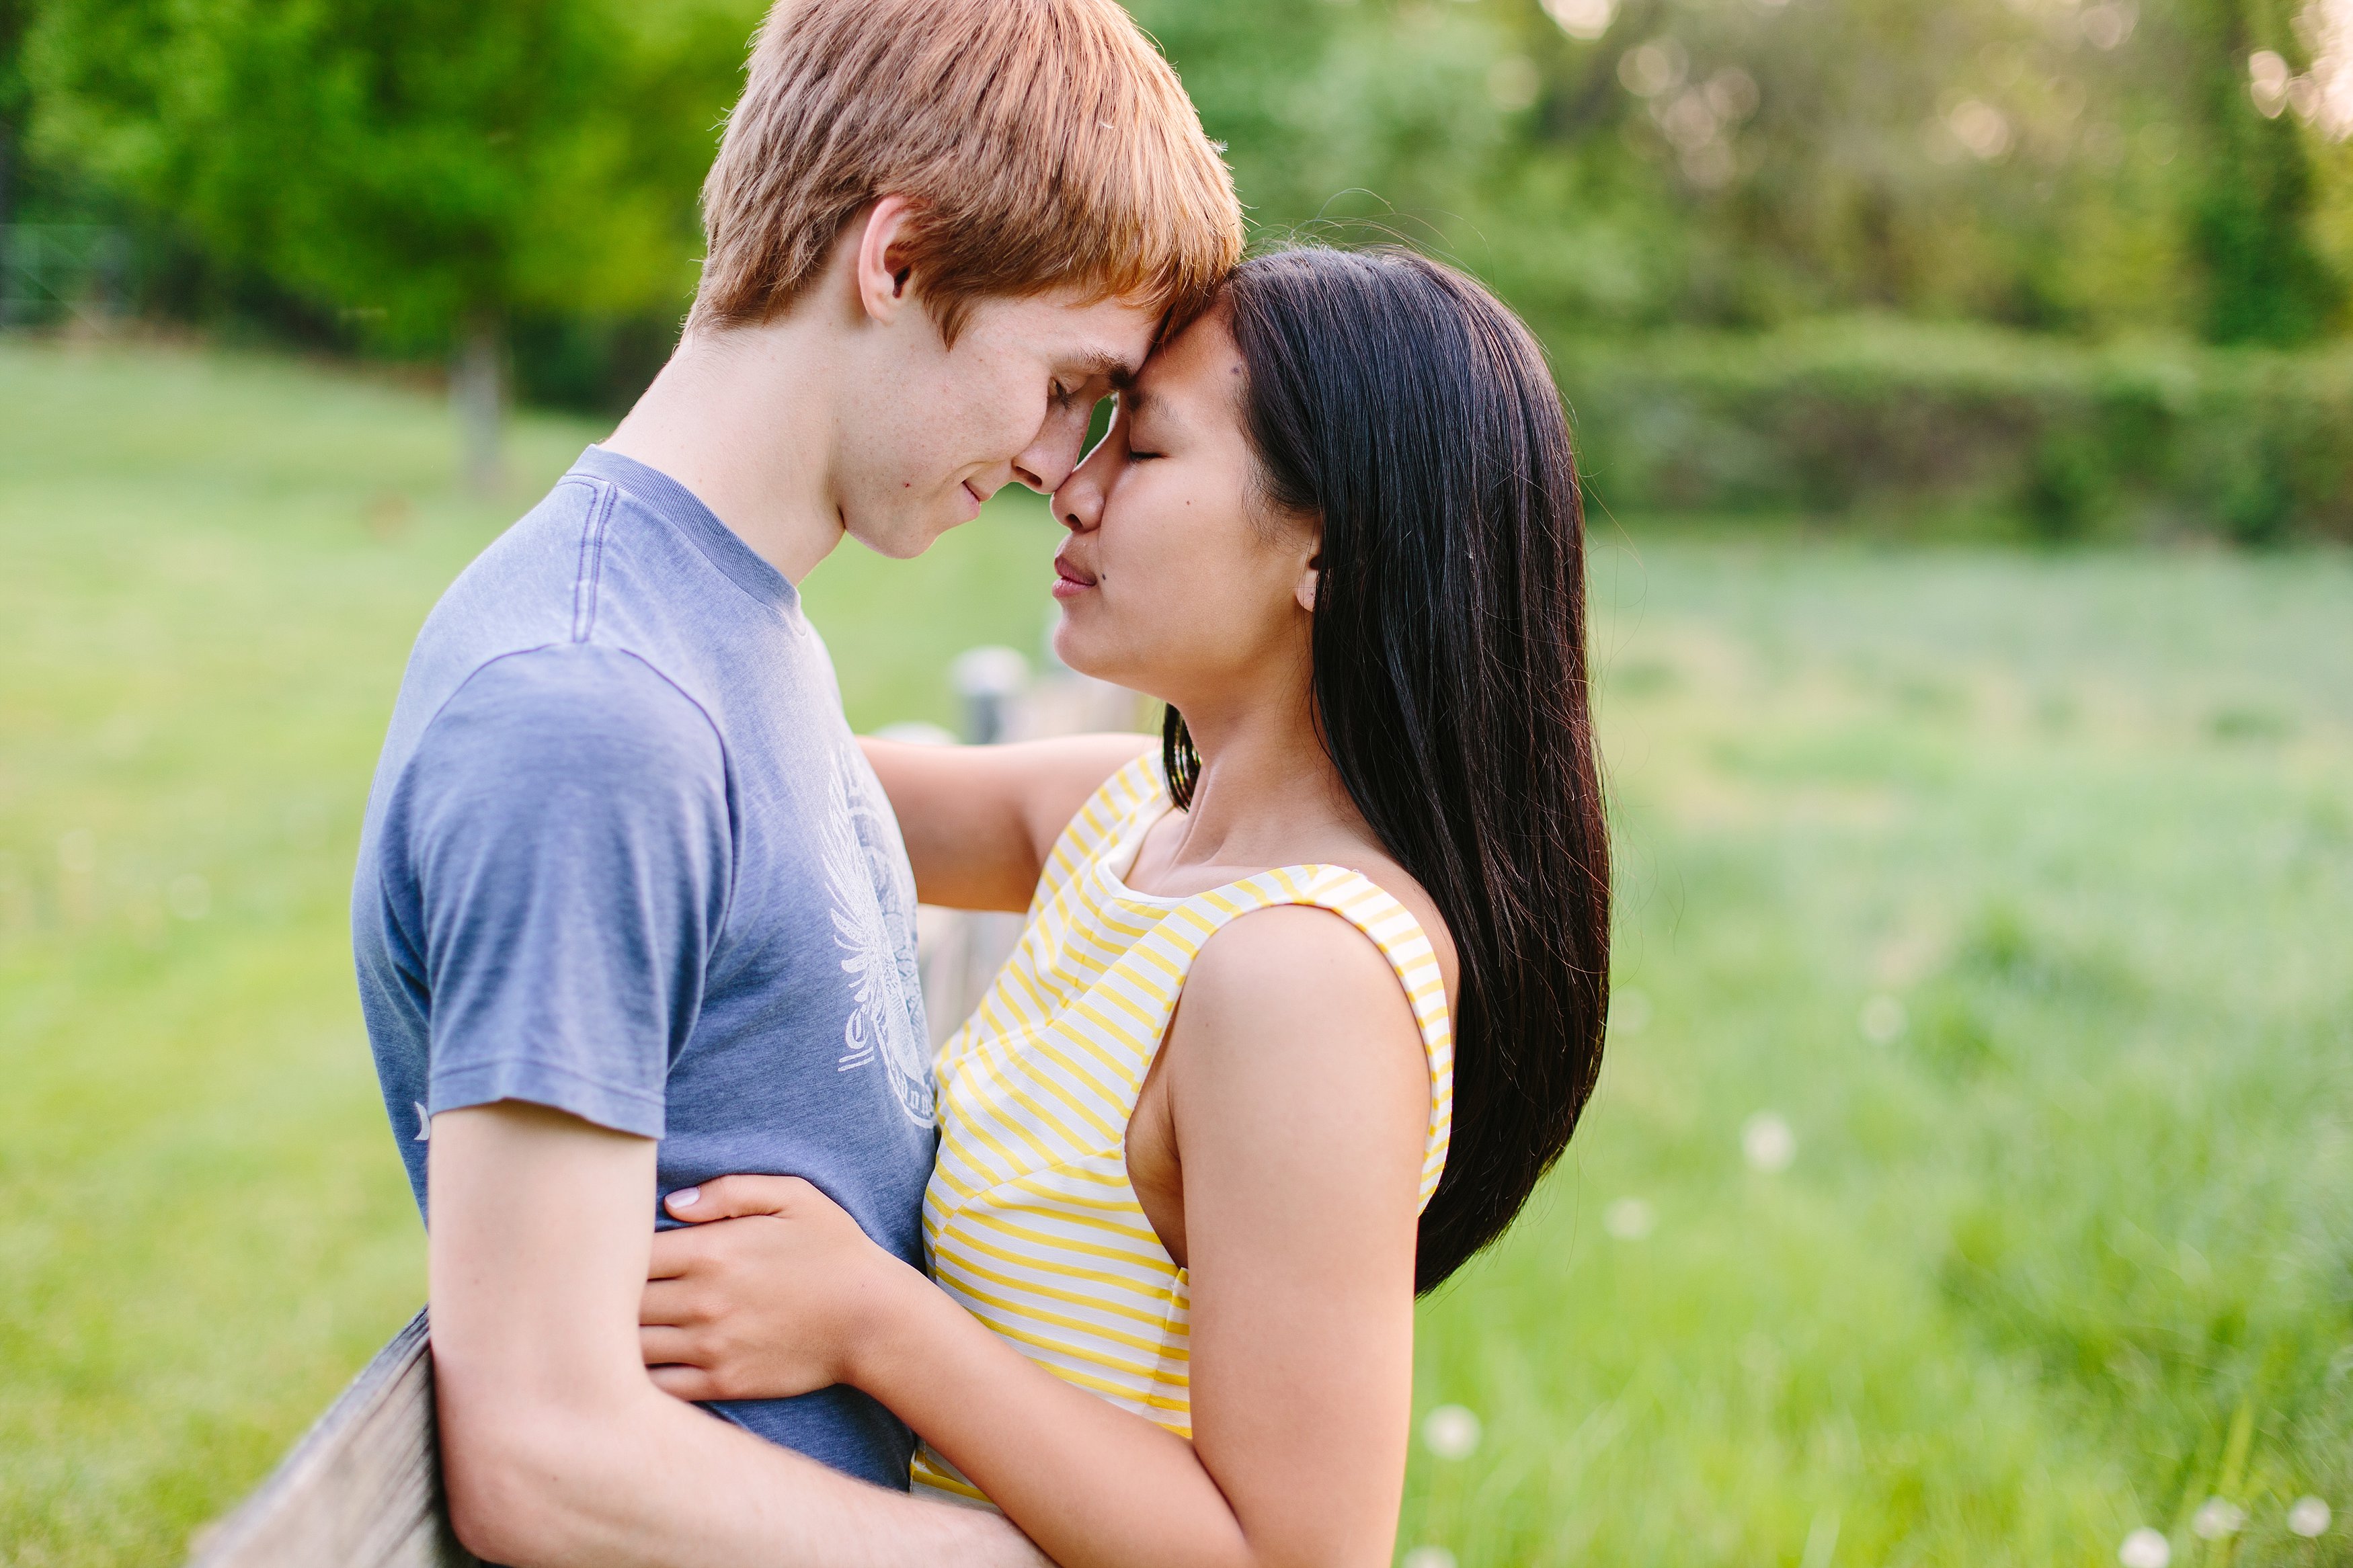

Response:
(862, 733), (1154, 911)
(869, 908), (1428, 1567)
(649, 907), (1431, 1568)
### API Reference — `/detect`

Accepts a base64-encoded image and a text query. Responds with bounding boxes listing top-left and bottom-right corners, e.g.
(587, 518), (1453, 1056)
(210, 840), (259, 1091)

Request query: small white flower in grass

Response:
(2288, 1496), (2332, 1537)
(1603, 1196), (1655, 1240)
(1860, 993), (1907, 1043)
(167, 873), (211, 921)
(2192, 1499), (2245, 1540)
(1742, 1112), (1796, 1173)
(1421, 1405), (1480, 1460)
(1402, 1550), (1457, 1568)
(2117, 1527), (2170, 1568)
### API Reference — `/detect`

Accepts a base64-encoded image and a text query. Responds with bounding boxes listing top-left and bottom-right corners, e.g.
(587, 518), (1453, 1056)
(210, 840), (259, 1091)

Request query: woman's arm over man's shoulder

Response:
(861, 731), (1154, 911)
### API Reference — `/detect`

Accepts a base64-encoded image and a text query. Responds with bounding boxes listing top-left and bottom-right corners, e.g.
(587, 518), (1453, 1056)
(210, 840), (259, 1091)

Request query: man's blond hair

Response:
(689, 0), (1243, 343)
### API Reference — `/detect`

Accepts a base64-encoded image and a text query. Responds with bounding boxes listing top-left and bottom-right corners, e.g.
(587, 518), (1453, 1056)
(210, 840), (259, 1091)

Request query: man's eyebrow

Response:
(1073, 349), (1140, 388)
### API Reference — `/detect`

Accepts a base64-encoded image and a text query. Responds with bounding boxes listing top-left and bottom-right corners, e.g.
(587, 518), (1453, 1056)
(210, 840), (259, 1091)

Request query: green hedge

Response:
(1550, 319), (2353, 543)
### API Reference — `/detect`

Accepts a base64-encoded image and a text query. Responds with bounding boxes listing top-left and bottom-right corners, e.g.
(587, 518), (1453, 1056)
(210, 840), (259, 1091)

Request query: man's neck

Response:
(601, 323), (846, 586)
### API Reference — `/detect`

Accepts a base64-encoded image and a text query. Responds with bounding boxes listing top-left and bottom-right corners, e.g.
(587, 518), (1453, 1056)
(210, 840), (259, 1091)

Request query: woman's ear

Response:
(1295, 555), (1321, 614)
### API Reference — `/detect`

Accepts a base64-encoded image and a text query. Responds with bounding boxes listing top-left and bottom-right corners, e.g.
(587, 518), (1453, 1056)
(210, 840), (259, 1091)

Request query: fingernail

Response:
(670, 1187), (700, 1209)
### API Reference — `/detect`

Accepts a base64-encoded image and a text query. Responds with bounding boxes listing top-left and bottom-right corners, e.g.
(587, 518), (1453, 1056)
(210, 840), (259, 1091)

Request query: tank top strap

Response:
(1119, 863), (1456, 1214)
(1031, 751), (1165, 917)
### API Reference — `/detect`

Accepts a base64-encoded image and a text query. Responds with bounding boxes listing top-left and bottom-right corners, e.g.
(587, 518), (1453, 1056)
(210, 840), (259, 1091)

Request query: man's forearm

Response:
(428, 1103), (1045, 1568)
(440, 1367), (1042, 1568)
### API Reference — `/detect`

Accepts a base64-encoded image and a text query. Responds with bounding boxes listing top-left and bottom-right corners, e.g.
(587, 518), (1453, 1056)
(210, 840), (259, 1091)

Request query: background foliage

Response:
(21, 0), (748, 347)
(3, 0), (2350, 527)
(1133, 0), (2353, 343)
(1558, 321), (2353, 538)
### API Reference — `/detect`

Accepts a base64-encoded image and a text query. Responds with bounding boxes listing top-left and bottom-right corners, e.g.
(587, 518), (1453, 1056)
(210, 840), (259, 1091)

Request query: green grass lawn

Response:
(0, 338), (2345, 1567)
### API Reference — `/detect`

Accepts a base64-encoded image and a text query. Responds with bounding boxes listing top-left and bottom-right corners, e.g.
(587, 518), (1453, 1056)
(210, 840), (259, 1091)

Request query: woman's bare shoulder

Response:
(1180, 904), (1429, 1073)
(1168, 905), (1431, 1183)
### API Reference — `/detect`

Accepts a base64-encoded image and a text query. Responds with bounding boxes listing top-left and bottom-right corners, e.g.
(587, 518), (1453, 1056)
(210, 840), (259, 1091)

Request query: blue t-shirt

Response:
(352, 446), (936, 1487)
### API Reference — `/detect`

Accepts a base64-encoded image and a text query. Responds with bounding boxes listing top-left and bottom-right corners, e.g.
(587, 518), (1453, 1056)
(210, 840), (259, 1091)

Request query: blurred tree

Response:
(0, 0), (26, 229)
(26, 0), (756, 485)
(13, 0), (2348, 434)
(1139, 0), (2344, 344)
(2182, 0), (2341, 341)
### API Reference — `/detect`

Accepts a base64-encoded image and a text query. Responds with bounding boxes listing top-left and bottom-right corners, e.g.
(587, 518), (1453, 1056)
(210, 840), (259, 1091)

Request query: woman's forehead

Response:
(1127, 310), (1241, 415)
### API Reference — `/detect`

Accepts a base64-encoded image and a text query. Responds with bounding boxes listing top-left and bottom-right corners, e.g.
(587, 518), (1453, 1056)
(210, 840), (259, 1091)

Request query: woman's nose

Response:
(1053, 434), (1113, 535)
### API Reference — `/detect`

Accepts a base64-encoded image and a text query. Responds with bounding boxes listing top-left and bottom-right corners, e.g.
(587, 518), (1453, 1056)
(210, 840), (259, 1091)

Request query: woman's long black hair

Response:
(1162, 247), (1611, 1293)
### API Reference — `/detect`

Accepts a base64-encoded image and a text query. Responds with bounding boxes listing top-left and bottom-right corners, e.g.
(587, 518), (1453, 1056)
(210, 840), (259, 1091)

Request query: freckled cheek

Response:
(939, 376), (1029, 470)
(999, 368), (1052, 453)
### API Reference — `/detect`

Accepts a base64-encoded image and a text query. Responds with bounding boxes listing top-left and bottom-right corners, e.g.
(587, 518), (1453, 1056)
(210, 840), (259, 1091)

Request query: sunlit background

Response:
(1, 0), (2348, 1563)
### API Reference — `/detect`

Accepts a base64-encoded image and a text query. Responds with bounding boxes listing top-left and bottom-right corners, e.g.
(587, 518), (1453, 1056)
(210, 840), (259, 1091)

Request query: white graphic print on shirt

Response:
(824, 743), (934, 1127)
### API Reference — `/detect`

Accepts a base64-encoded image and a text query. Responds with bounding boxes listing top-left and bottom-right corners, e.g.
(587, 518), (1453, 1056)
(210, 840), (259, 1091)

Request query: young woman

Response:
(637, 248), (1611, 1568)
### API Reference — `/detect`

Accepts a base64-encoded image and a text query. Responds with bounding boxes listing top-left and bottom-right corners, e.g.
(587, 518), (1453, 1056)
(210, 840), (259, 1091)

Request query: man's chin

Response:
(844, 515), (955, 562)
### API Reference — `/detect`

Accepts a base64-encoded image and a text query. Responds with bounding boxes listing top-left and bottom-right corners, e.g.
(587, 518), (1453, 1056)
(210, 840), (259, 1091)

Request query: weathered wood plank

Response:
(186, 1308), (480, 1568)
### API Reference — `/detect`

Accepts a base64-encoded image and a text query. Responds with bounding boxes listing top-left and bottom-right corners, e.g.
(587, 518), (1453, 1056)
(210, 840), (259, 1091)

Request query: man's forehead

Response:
(1035, 296), (1159, 382)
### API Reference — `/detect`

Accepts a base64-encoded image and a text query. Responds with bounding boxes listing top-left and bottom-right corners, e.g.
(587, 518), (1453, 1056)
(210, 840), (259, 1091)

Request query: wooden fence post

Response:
(185, 1309), (479, 1568)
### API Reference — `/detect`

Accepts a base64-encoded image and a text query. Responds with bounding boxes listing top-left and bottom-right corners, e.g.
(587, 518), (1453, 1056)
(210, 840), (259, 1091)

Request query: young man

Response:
(349, 3), (1241, 1563)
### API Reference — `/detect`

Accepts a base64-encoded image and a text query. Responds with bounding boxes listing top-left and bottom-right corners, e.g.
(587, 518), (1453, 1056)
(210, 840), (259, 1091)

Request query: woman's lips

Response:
(960, 481), (986, 519)
(1051, 556), (1096, 601)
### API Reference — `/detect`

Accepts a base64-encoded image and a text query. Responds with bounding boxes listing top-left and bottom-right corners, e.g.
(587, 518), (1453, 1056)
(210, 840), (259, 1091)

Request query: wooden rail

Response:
(186, 1309), (477, 1568)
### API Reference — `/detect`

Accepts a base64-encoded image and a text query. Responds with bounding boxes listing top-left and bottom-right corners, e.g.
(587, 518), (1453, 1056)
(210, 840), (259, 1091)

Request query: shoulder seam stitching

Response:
(569, 479), (618, 643)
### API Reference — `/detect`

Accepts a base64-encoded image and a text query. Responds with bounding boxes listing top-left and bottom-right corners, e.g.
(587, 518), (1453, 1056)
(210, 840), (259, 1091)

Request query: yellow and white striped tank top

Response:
(911, 754), (1454, 1505)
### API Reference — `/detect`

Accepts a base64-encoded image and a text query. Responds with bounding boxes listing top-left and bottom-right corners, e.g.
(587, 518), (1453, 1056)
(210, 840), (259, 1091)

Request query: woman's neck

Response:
(1137, 679), (1371, 889)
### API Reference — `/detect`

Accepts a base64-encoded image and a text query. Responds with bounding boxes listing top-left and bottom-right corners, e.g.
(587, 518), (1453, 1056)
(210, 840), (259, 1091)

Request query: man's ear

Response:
(853, 194), (920, 325)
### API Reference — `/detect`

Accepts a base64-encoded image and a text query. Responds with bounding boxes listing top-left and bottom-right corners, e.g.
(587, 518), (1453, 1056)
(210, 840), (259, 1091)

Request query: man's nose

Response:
(1010, 447), (1062, 495)
(1011, 406), (1089, 495)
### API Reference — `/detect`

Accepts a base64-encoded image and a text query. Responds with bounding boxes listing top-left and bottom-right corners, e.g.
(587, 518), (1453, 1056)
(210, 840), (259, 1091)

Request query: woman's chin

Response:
(1047, 618), (1092, 673)
(1048, 620), (1138, 694)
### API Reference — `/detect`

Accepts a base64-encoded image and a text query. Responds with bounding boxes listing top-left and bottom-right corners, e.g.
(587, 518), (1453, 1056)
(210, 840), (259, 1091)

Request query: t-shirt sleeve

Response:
(378, 644), (731, 1139)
